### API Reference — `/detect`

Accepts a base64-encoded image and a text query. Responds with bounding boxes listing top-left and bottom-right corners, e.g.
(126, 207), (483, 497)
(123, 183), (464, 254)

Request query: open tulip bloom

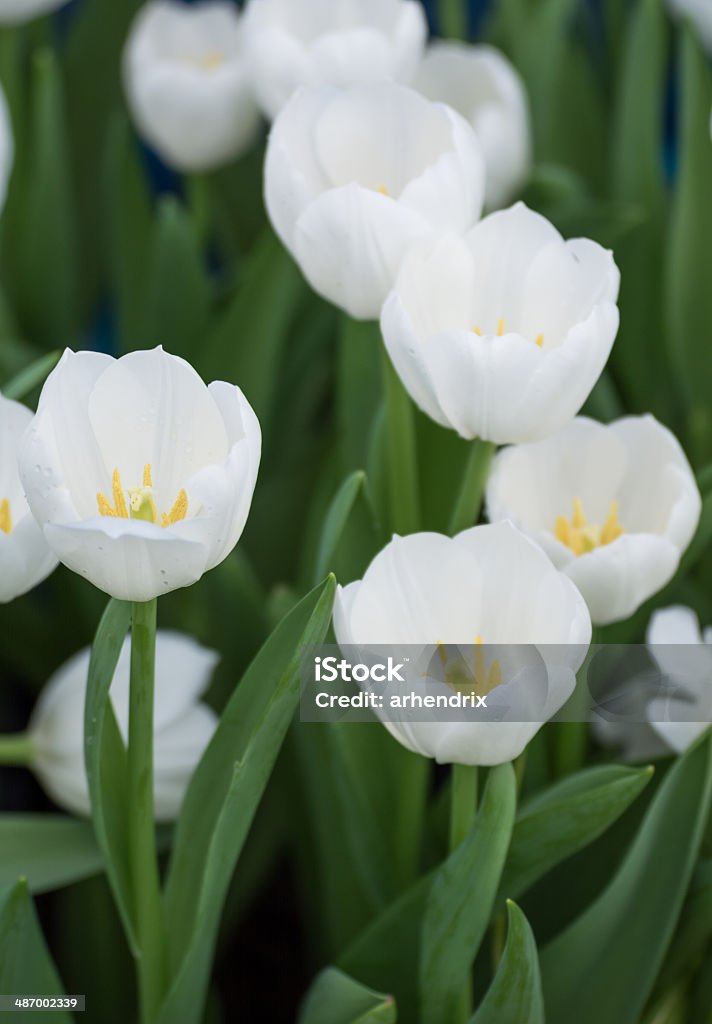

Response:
(29, 631), (219, 821)
(486, 416), (701, 625)
(264, 81), (485, 319)
(17, 347), (261, 602)
(243, 0), (428, 120)
(0, 392), (58, 603)
(123, 0), (261, 173)
(414, 41), (531, 209)
(334, 522), (591, 765)
(380, 202), (620, 443)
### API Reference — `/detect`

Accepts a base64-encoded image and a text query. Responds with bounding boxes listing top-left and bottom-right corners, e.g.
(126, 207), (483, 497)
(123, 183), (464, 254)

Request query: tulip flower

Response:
(0, 0), (69, 23)
(264, 82), (485, 319)
(28, 631), (218, 820)
(414, 41), (531, 209)
(18, 347), (261, 602)
(333, 522), (591, 765)
(242, 0), (427, 121)
(486, 416), (701, 625)
(645, 605), (712, 753)
(123, 0), (260, 173)
(667, 0), (712, 51)
(380, 202), (620, 443)
(0, 393), (58, 603)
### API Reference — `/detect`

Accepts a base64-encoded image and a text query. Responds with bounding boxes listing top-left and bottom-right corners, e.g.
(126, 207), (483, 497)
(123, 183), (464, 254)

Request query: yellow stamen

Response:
(198, 51), (225, 72)
(473, 325), (482, 336)
(0, 498), (11, 535)
(97, 464), (188, 529)
(554, 496), (623, 557)
(376, 184), (389, 196)
(497, 318), (505, 336)
(161, 489), (189, 528)
(534, 333), (544, 348)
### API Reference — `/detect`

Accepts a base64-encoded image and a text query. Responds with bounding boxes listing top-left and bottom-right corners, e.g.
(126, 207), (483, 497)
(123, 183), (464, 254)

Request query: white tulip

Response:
(0, 393), (58, 603)
(0, 0), (69, 24)
(264, 82), (485, 319)
(380, 202), (620, 442)
(486, 416), (701, 626)
(668, 0), (712, 51)
(334, 522), (591, 766)
(29, 631), (219, 821)
(646, 605), (712, 753)
(123, 0), (260, 173)
(242, 0), (427, 121)
(18, 347), (261, 603)
(414, 41), (531, 209)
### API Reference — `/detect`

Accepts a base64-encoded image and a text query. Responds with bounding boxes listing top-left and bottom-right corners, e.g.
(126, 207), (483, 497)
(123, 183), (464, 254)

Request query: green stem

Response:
(186, 173), (212, 246)
(381, 346), (420, 535)
(0, 733), (34, 766)
(129, 600), (164, 1024)
(439, 0), (468, 39)
(449, 440), (496, 535)
(553, 629), (600, 778)
(449, 764), (478, 1023)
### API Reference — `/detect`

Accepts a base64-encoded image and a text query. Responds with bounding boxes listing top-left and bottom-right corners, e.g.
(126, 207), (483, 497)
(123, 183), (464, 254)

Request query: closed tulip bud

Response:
(0, 393), (58, 603)
(265, 82), (485, 319)
(18, 347), (261, 602)
(123, 0), (261, 172)
(415, 41), (531, 209)
(486, 416), (701, 625)
(243, 0), (428, 120)
(29, 632), (219, 821)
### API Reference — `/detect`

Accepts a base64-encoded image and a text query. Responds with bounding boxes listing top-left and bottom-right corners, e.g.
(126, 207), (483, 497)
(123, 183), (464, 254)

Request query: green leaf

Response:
(420, 763), (517, 1024)
(298, 967), (396, 1024)
(159, 576), (336, 1024)
(500, 764), (653, 900)
(0, 815), (104, 895)
(199, 228), (302, 436)
(105, 116), (154, 350)
(4, 50), (77, 350)
(313, 470), (382, 585)
(0, 880), (71, 1023)
(2, 350), (59, 402)
(541, 734), (712, 1024)
(470, 901), (544, 1024)
(667, 26), (712, 462)
(139, 196), (212, 357)
(83, 598), (136, 954)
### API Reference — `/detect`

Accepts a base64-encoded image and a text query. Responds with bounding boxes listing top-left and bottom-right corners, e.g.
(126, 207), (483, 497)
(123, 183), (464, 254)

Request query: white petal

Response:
(44, 517), (210, 602)
(0, 0), (68, 23)
(0, 515), (58, 604)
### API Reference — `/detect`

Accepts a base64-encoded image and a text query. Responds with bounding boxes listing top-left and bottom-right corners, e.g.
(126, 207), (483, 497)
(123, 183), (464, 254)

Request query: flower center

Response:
(0, 498), (11, 535)
(96, 465), (188, 529)
(473, 318), (544, 348)
(436, 636), (502, 697)
(192, 50), (225, 72)
(554, 497), (623, 556)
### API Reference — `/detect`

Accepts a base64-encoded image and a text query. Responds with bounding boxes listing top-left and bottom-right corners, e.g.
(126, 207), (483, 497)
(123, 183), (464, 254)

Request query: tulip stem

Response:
(449, 439), (496, 535)
(0, 733), (34, 766)
(553, 630), (600, 778)
(449, 764), (477, 1023)
(381, 346), (420, 535)
(128, 599), (165, 1024)
(439, 0), (468, 39)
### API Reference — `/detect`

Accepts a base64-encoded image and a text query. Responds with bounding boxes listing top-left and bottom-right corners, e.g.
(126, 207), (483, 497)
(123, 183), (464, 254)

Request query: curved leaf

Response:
(299, 968), (396, 1024)
(470, 901), (544, 1024)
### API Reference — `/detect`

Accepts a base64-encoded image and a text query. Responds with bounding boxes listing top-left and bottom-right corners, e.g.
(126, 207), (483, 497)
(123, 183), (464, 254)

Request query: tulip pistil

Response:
(0, 498), (11, 535)
(555, 497), (623, 556)
(97, 465), (189, 529)
(436, 636), (502, 697)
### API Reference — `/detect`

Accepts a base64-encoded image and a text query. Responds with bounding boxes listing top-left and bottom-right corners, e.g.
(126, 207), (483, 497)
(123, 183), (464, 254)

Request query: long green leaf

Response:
(3, 350), (60, 402)
(0, 880), (71, 1023)
(83, 598), (136, 953)
(420, 763), (517, 1024)
(159, 576), (336, 1024)
(541, 734), (712, 1024)
(470, 901), (544, 1024)
(298, 968), (396, 1024)
(0, 815), (104, 895)
(500, 764), (653, 900)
